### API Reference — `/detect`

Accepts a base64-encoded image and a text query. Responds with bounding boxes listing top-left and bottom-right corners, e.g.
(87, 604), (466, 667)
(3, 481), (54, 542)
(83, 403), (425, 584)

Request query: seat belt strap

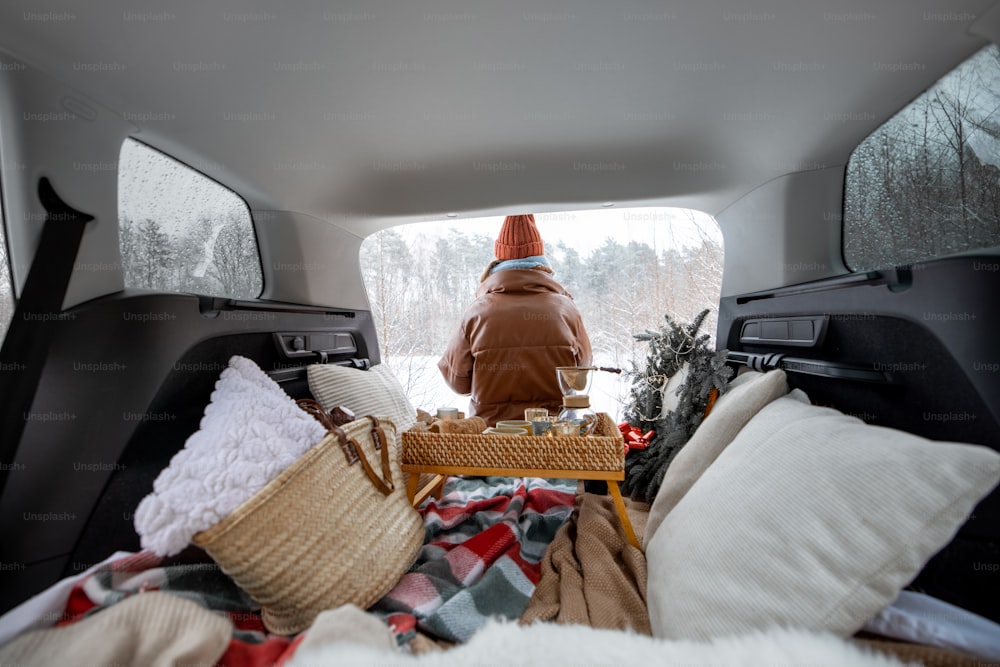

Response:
(0, 178), (94, 497)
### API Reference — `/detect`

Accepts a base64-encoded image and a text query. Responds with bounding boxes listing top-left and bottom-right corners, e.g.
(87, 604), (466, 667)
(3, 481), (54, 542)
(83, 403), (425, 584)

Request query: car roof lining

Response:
(1, 0), (998, 233)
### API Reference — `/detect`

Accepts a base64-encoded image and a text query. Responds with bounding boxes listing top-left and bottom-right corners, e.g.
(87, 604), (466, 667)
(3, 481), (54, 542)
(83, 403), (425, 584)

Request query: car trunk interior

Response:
(0, 288), (378, 612)
(0, 0), (998, 630)
(719, 253), (1000, 620)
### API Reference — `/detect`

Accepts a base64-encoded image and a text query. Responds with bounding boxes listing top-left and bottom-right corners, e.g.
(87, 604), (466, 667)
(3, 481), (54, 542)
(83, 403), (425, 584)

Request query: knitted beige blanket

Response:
(520, 492), (650, 635)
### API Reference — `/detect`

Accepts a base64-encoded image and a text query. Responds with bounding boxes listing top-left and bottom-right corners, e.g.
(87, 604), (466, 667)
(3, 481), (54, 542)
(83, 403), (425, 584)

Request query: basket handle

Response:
(297, 398), (338, 431)
(331, 417), (395, 496)
(297, 400), (395, 496)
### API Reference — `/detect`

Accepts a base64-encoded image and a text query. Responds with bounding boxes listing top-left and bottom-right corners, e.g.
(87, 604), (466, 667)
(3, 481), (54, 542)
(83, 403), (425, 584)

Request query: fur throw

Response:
(134, 356), (326, 556)
(287, 620), (908, 666)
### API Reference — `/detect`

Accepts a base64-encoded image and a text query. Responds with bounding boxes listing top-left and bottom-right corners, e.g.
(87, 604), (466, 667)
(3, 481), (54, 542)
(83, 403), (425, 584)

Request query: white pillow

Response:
(644, 369), (789, 546)
(307, 363), (416, 432)
(646, 394), (1000, 640)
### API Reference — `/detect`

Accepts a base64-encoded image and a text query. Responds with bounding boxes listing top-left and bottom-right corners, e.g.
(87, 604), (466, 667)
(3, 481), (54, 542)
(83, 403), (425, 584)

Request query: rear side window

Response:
(844, 45), (1000, 271)
(118, 138), (262, 298)
(0, 138), (13, 342)
(0, 191), (12, 342)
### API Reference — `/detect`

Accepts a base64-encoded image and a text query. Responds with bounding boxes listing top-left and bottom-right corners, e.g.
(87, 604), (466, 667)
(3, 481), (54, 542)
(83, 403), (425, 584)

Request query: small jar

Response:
(552, 421), (578, 437)
(524, 407), (549, 422)
(556, 395), (597, 436)
(436, 407), (459, 420)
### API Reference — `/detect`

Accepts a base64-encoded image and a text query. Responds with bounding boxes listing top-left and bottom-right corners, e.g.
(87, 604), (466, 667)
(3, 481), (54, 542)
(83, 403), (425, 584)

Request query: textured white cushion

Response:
(135, 356), (327, 556)
(644, 370), (789, 546)
(307, 363), (416, 432)
(646, 394), (1000, 640)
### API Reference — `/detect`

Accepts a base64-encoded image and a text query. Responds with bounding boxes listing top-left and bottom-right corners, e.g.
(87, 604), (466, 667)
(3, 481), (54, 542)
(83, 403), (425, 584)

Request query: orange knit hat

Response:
(494, 214), (544, 260)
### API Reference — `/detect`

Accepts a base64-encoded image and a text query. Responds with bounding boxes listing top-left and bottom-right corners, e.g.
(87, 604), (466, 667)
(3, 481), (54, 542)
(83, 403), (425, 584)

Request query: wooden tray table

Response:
(401, 430), (638, 548)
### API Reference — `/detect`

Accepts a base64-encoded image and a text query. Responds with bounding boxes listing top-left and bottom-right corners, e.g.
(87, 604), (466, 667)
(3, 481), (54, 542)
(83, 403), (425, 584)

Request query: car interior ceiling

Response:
(0, 1), (998, 624)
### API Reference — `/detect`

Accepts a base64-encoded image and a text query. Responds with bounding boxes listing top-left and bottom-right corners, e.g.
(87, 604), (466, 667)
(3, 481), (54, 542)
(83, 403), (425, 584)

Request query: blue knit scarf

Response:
(488, 255), (553, 275)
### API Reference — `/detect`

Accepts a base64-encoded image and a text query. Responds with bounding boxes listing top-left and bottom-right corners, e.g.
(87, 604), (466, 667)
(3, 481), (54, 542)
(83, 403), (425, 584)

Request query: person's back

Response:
(438, 215), (592, 425)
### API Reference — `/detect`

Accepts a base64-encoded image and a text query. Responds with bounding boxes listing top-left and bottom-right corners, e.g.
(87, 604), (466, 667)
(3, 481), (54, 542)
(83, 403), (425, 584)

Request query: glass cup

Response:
(531, 419), (554, 436)
(524, 408), (549, 422)
(552, 421), (578, 437)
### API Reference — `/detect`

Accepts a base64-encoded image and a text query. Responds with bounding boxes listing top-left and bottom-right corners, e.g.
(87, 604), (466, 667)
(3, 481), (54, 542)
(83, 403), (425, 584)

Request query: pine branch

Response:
(621, 310), (733, 502)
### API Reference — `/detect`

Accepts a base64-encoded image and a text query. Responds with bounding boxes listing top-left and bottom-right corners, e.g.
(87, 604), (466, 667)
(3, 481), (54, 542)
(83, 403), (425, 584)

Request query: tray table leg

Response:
(607, 481), (640, 549)
(406, 473), (420, 504)
(410, 474), (447, 508)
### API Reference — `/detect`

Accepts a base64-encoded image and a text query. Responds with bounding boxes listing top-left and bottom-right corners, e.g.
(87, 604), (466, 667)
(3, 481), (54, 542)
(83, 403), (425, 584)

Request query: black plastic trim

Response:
(728, 351), (890, 383)
(739, 315), (829, 348)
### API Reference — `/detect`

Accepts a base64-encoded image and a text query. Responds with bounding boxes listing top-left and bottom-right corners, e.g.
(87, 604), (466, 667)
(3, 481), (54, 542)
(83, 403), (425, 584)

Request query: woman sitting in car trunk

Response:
(438, 214), (593, 425)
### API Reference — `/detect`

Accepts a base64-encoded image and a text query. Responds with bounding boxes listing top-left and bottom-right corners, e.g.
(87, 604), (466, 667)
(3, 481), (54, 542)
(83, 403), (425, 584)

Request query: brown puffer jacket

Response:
(438, 266), (593, 425)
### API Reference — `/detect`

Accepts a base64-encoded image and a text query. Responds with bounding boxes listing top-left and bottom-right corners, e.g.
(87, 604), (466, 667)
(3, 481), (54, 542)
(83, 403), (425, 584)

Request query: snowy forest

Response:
(359, 214), (724, 410)
(0, 225), (10, 339)
(0, 212), (259, 344)
(844, 45), (1000, 270)
(113, 136), (263, 300)
(117, 213), (261, 298)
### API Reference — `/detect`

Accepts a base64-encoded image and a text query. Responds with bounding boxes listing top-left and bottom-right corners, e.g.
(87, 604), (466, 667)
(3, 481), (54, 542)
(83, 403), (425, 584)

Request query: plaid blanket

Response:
(47, 551), (296, 666)
(372, 475), (577, 643)
(28, 476), (574, 662)
(60, 552), (255, 626)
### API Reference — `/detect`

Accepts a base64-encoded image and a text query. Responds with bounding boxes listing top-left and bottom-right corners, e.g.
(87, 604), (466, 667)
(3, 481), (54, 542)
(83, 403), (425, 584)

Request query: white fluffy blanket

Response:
(287, 620), (911, 667)
(134, 356), (326, 555)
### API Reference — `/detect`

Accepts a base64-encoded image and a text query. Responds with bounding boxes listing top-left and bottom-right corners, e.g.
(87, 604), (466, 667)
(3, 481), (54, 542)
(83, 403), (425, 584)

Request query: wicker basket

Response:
(401, 432), (622, 471)
(401, 412), (625, 474)
(193, 416), (424, 635)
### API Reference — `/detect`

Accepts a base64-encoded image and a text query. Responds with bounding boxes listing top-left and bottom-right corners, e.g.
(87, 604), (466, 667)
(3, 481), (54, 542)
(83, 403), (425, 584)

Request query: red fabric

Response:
(525, 487), (578, 514)
(56, 585), (100, 626)
(226, 610), (268, 634)
(218, 635), (295, 667)
(275, 634), (310, 666)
